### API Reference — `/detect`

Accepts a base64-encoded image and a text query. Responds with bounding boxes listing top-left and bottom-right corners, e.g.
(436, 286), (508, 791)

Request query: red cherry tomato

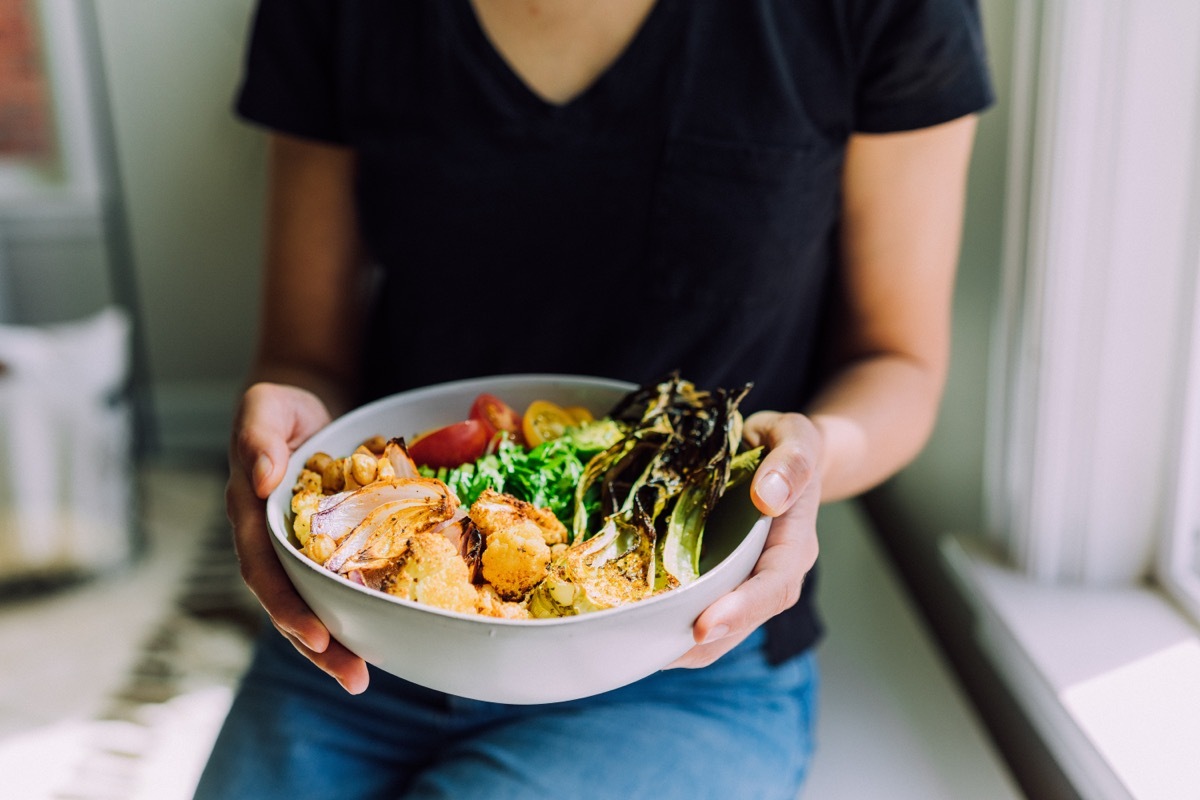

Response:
(407, 419), (491, 468)
(469, 393), (525, 445)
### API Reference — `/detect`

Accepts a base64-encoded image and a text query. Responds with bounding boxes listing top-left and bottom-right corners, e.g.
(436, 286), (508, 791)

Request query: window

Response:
(0, 0), (101, 206)
(1160, 253), (1200, 621)
(943, 4), (1200, 795)
(0, 0), (56, 162)
(984, 0), (1200, 613)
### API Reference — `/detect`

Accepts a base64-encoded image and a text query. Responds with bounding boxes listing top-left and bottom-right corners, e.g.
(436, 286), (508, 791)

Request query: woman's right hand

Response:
(227, 381), (371, 693)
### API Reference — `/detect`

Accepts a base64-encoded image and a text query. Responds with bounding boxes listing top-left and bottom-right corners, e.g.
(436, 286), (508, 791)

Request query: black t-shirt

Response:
(236, 0), (993, 664)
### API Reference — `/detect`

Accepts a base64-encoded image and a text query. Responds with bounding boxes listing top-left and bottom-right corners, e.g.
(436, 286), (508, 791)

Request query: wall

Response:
(0, 211), (110, 324)
(93, 0), (263, 458)
(872, 0), (1014, 543)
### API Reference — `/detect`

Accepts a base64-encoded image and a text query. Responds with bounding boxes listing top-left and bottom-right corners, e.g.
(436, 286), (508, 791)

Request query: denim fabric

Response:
(195, 624), (818, 800)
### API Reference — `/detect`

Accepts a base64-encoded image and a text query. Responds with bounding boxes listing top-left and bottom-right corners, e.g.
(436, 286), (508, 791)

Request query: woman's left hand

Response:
(668, 410), (823, 668)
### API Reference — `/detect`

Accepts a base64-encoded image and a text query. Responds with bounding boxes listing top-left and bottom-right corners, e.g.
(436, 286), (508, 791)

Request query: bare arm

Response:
(675, 114), (979, 666)
(250, 133), (369, 414)
(805, 115), (976, 500)
(227, 133), (372, 692)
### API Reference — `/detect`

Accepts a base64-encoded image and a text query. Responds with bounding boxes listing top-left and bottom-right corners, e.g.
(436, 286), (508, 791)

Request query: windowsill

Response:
(941, 534), (1200, 800)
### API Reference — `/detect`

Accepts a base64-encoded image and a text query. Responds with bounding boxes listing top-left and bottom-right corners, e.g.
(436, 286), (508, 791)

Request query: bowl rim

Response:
(266, 372), (770, 628)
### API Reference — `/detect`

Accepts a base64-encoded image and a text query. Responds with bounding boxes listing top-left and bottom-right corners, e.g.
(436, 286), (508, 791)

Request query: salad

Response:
(289, 375), (762, 619)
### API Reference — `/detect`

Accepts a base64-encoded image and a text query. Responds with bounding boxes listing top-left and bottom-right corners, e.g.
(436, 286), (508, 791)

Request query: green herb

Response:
(419, 420), (624, 536)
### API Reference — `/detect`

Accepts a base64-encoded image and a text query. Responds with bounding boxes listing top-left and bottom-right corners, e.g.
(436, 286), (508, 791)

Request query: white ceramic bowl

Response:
(266, 374), (770, 704)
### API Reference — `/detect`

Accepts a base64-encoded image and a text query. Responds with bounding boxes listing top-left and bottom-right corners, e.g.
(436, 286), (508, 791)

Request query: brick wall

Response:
(0, 0), (54, 159)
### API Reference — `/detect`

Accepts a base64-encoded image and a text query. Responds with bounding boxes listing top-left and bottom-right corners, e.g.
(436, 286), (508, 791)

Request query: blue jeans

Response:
(195, 624), (818, 800)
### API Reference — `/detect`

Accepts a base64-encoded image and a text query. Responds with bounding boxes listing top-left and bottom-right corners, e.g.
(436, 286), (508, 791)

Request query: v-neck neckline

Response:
(453, 0), (673, 115)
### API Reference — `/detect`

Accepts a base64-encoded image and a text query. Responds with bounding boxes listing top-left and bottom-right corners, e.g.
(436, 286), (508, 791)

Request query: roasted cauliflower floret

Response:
(471, 490), (558, 599)
(291, 470), (323, 545)
(293, 467), (323, 496)
(475, 583), (532, 620)
(378, 530), (477, 614)
(480, 524), (552, 600)
(470, 489), (567, 546)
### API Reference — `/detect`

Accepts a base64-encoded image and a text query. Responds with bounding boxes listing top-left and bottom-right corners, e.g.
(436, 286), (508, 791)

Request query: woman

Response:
(198, 1), (992, 797)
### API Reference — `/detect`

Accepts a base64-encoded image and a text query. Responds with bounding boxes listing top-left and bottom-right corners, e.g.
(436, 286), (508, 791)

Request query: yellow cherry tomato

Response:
(563, 406), (594, 424)
(522, 400), (575, 447)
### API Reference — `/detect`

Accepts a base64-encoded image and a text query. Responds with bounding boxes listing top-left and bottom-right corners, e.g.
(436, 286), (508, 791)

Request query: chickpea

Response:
(305, 451), (334, 475)
(302, 533), (337, 565)
(321, 458), (346, 493)
(377, 456), (396, 480)
(361, 435), (387, 455)
(348, 452), (378, 487)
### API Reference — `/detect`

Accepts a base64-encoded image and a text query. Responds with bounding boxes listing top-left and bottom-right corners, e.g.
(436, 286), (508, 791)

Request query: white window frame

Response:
(948, 8), (1200, 796)
(1158, 242), (1200, 621)
(985, 0), (1200, 601)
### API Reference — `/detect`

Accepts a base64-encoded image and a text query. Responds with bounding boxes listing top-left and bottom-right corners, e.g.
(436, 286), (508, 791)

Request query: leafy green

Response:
(419, 420), (624, 534)
(657, 446), (762, 588)
(419, 377), (762, 620)
(528, 374), (760, 617)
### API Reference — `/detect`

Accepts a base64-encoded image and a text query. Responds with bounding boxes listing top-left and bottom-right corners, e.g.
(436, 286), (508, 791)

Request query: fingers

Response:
(706, 507), (819, 627)
(674, 505), (819, 668)
(226, 382), (350, 683)
(676, 532), (816, 671)
(667, 628), (754, 669)
(230, 385), (286, 500)
(274, 623), (370, 694)
(674, 412), (825, 669)
(227, 445), (356, 686)
(231, 382), (329, 499)
(744, 412), (823, 517)
(226, 473), (331, 651)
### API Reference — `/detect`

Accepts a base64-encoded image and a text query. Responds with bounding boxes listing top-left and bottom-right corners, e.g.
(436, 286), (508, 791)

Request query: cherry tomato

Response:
(522, 400), (576, 447)
(407, 419), (491, 468)
(469, 393), (524, 444)
(563, 406), (595, 424)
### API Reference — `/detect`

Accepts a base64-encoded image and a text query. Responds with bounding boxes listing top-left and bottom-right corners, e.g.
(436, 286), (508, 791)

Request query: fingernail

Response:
(298, 633), (322, 653)
(756, 471), (789, 514)
(253, 454), (273, 486)
(701, 624), (729, 645)
(282, 623), (320, 653)
(339, 675), (368, 695)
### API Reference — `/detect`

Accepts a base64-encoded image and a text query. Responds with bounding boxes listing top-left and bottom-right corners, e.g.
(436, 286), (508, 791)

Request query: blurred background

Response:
(0, 0), (262, 462)
(1, 1), (1197, 799)
(0, 3), (284, 797)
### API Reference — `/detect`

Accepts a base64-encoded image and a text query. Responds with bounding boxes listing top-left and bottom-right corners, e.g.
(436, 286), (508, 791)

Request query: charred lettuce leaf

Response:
(529, 374), (761, 617)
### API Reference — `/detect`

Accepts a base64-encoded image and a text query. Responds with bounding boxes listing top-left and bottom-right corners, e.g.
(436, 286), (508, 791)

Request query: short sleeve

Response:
(849, 0), (994, 133)
(234, 0), (347, 143)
